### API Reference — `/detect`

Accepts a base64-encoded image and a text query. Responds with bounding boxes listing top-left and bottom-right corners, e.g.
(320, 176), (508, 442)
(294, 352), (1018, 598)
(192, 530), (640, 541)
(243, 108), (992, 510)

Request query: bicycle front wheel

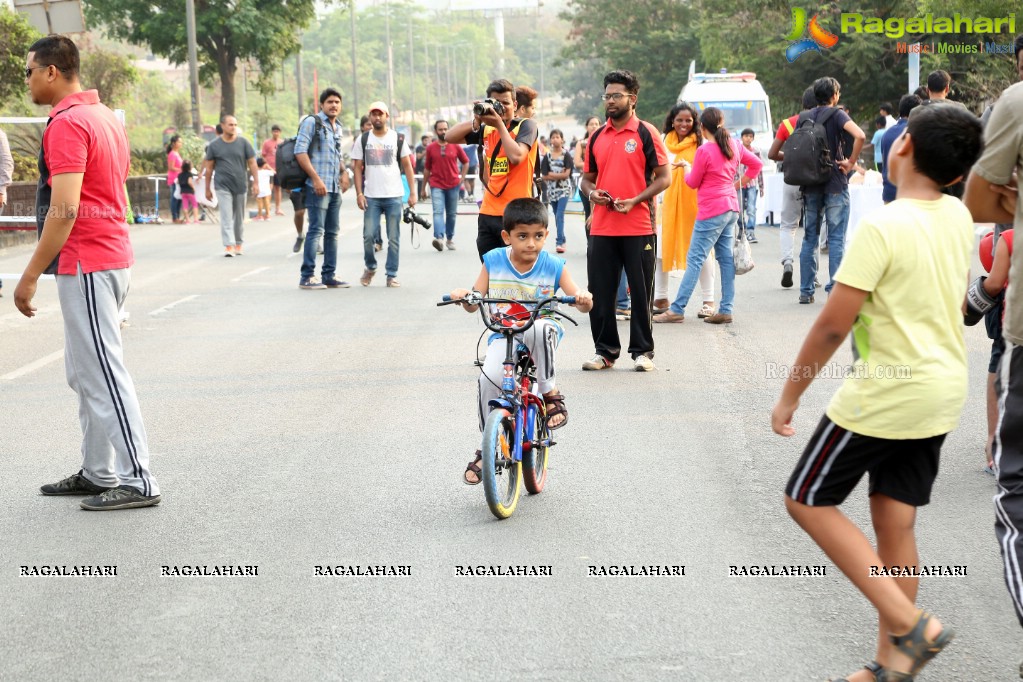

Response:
(522, 403), (550, 494)
(480, 408), (522, 519)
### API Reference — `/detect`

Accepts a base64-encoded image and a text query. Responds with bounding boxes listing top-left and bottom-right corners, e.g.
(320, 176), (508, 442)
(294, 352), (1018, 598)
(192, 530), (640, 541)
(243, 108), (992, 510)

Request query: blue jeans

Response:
(550, 197), (568, 246)
(800, 190), (849, 297)
(169, 180), (182, 221)
(301, 188), (341, 280)
(364, 196), (403, 277)
(617, 270), (629, 310)
(431, 186), (459, 240)
(741, 186), (758, 233)
(669, 211), (737, 316)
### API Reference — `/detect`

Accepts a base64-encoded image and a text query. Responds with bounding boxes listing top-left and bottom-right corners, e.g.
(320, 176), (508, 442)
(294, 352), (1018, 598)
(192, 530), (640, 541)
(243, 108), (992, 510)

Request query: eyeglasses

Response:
(25, 65), (50, 78)
(600, 92), (632, 102)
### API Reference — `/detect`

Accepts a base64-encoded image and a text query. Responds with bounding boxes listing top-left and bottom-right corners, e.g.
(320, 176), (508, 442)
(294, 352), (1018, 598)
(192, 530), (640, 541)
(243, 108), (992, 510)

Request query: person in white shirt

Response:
(351, 101), (416, 288)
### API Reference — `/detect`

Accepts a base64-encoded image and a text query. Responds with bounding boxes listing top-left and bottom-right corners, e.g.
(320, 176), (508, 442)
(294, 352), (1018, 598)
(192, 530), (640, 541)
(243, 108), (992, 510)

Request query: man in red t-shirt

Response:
(261, 124), (284, 215)
(579, 70), (670, 372)
(15, 36), (161, 511)
(767, 86), (816, 289)
(422, 120), (468, 251)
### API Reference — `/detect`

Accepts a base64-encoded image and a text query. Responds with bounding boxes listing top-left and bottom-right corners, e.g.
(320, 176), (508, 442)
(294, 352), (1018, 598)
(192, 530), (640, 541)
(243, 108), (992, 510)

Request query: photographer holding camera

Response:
(445, 79), (540, 260)
(352, 101), (416, 288)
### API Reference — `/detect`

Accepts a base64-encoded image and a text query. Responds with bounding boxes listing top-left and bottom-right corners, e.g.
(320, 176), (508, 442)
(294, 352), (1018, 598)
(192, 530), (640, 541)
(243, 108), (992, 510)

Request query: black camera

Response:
(472, 98), (505, 117)
(403, 207), (431, 229)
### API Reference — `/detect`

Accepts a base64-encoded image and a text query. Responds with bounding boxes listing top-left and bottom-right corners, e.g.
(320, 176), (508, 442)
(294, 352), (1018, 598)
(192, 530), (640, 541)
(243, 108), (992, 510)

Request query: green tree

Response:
(80, 47), (139, 106)
(0, 5), (42, 105)
(83, 0), (321, 119)
(557, 0), (701, 124)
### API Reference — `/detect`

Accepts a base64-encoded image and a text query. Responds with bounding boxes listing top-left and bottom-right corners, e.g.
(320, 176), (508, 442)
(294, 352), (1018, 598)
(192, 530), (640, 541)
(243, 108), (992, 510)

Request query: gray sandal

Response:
(832, 660), (882, 682)
(879, 611), (954, 681)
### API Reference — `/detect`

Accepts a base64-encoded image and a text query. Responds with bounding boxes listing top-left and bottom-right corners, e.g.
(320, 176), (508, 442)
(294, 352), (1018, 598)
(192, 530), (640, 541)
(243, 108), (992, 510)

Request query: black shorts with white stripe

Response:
(784, 415), (945, 507)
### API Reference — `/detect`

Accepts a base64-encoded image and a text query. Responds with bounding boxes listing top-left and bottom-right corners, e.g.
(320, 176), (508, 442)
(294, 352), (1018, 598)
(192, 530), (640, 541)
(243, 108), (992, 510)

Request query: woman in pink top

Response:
(653, 107), (762, 324)
(166, 135), (183, 223)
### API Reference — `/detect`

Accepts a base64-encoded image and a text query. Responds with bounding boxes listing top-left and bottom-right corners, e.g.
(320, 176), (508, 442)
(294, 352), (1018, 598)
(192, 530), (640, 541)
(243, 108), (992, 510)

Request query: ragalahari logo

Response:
(785, 8), (840, 62)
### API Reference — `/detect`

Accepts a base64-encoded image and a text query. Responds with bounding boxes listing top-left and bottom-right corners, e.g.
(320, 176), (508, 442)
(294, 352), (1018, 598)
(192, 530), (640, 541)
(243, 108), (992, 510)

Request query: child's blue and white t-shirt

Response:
(482, 246), (565, 341)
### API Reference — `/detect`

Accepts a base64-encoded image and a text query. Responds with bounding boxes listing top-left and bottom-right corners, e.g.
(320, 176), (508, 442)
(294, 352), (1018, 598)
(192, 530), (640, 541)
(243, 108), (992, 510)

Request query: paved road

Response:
(0, 200), (1017, 680)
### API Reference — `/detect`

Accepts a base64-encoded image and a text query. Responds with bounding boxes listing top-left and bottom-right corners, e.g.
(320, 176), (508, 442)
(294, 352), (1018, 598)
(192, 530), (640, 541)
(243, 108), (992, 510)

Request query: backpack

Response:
(359, 131), (407, 165)
(781, 107), (838, 187)
(275, 115), (324, 190)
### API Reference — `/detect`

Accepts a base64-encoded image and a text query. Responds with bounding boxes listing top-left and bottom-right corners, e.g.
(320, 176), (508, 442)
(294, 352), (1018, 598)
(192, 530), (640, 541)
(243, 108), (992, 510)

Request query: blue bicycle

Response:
(440, 293), (576, 519)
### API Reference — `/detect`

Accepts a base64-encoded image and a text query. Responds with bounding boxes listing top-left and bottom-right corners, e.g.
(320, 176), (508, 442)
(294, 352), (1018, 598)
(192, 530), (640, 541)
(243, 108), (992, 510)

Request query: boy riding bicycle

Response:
(451, 198), (592, 485)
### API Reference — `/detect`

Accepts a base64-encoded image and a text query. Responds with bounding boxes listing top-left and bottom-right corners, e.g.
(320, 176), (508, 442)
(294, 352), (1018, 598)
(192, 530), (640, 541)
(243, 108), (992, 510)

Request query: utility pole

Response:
(385, 1), (394, 117)
(423, 42), (432, 123)
(408, 21), (414, 125)
(296, 52), (304, 118)
(185, 0), (202, 134)
(349, 1), (359, 122)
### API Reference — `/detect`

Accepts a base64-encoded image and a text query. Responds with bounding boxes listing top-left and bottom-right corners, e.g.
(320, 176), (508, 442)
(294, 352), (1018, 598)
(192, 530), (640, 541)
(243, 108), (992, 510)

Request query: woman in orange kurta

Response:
(655, 102), (717, 317)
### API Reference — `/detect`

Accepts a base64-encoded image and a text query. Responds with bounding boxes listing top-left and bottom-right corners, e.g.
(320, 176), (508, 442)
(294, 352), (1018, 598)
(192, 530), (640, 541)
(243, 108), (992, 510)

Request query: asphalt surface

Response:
(0, 199), (1018, 681)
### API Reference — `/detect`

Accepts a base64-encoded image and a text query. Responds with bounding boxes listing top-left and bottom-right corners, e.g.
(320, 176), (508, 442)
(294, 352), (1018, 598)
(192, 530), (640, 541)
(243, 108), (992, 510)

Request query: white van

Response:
(678, 64), (775, 171)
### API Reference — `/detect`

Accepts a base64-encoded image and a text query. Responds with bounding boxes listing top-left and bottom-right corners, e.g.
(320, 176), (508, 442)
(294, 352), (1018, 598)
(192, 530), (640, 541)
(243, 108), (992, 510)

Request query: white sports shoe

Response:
(633, 355), (655, 372)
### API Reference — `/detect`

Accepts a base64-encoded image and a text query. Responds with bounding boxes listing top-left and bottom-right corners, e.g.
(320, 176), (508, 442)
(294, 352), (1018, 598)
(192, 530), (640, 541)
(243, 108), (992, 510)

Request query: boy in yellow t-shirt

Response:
(771, 104), (983, 682)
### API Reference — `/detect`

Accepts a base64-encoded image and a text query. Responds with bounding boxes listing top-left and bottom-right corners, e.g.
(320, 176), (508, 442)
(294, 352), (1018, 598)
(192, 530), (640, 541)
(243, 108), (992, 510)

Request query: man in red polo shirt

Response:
(14, 36), (161, 511)
(579, 70), (671, 372)
(422, 119), (469, 251)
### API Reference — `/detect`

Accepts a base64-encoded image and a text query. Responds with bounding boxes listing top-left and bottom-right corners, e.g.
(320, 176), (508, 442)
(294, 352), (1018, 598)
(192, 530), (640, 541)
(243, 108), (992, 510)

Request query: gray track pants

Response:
(216, 190), (246, 247)
(994, 341), (1023, 626)
(56, 267), (159, 496)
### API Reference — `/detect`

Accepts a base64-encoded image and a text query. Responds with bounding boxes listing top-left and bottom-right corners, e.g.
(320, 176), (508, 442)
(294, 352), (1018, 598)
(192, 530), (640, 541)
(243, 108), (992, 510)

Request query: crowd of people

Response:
(8, 30), (1023, 680)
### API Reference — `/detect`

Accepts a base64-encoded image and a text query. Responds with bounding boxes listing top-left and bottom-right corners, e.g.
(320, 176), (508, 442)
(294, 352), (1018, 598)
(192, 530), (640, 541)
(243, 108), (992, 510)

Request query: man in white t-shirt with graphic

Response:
(352, 101), (416, 288)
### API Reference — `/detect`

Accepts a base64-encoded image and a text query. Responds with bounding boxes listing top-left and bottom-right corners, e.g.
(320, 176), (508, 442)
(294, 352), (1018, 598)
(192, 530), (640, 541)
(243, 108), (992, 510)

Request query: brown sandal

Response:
(544, 393), (568, 430)
(464, 450), (482, 485)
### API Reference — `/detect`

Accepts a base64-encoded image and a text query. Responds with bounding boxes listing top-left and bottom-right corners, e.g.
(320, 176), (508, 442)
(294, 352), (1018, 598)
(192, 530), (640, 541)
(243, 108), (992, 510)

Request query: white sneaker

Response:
(581, 354), (614, 371)
(633, 355), (655, 372)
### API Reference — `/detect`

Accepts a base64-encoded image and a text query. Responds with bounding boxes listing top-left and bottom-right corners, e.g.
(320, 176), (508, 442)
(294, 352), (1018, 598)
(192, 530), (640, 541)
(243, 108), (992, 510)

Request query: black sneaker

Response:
(747, 232), (758, 243)
(80, 485), (161, 511)
(293, 236), (303, 253)
(40, 471), (115, 496)
(322, 276), (351, 289)
(781, 263), (793, 288)
(799, 294), (815, 304)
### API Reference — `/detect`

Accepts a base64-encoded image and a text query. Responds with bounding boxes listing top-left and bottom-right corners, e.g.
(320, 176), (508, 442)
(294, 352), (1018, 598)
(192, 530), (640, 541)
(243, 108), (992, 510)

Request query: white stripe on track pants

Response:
(56, 266), (159, 497)
(994, 341), (1023, 627)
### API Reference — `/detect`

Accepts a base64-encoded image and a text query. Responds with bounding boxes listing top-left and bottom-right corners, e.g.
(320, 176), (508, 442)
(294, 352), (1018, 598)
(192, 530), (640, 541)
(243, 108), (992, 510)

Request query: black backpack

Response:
(275, 115), (324, 190)
(781, 107), (838, 187)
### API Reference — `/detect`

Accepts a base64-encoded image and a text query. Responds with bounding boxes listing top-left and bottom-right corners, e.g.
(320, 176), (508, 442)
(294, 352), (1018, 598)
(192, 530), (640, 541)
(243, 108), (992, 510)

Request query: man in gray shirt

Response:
(203, 114), (258, 256)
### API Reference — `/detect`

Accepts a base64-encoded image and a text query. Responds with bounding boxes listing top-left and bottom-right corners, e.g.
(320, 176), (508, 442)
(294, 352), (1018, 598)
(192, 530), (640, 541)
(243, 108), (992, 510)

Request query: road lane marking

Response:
(149, 295), (199, 316)
(1, 349), (63, 382)
(231, 267), (270, 282)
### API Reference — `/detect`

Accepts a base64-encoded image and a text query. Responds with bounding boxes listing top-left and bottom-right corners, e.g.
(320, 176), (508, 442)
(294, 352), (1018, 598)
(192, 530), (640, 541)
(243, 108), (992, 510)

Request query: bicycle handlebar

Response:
(438, 294), (578, 333)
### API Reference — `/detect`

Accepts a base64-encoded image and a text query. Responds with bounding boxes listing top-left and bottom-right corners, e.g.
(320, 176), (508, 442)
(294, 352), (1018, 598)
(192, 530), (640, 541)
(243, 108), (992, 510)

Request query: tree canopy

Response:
(0, 5), (42, 105)
(83, 0), (320, 118)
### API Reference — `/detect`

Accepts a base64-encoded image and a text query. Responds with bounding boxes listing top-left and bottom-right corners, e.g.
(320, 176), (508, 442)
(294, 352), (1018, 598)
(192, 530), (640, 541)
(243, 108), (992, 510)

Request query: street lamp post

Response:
(350, 0), (359, 123)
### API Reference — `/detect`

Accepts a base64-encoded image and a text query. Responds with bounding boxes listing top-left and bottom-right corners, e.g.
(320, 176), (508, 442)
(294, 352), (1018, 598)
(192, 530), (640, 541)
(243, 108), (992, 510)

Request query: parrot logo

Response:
(785, 8), (840, 62)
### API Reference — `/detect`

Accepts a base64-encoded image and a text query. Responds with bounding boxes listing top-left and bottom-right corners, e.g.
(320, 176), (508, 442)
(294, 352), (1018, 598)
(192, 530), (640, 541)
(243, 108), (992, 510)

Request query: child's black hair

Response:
(740, 128), (755, 137)
(503, 198), (548, 232)
(905, 104), (983, 187)
(180, 161), (192, 176)
(874, 115), (886, 128)
(256, 157), (266, 167)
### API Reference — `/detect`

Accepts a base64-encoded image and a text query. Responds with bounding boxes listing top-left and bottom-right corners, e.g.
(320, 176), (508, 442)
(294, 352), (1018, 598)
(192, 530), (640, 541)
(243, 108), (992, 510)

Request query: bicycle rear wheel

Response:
(481, 408), (522, 519)
(522, 403), (550, 494)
